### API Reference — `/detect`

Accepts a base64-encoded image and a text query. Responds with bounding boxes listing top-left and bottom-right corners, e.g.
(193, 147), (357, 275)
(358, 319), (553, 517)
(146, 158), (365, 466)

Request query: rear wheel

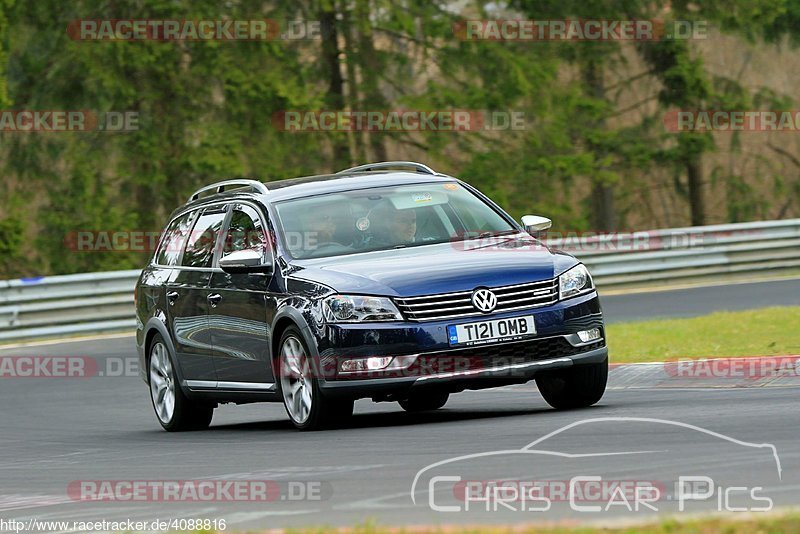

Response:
(278, 326), (354, 430)
(399, 391), (450, 412)
(536, 359), (608, 410)
(148, 334), (214, 431)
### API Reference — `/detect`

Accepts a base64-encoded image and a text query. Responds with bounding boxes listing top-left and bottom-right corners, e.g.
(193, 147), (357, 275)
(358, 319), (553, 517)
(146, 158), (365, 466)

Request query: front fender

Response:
(271, 304), (320, 360)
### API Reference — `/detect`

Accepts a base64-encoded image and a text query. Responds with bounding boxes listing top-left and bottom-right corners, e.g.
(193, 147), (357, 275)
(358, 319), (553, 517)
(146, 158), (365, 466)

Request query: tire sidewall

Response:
(148, 333), (213, 431)
(276, 326), (353, 430)
(148, 333), (182, 431)
(277, 326), (322, 430)
(536, 358), (608, 410)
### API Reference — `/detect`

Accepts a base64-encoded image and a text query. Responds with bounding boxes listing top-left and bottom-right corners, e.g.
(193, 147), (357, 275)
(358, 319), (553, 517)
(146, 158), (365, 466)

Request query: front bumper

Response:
(320, 343), (607, 399)
(315, 291), (606, 398)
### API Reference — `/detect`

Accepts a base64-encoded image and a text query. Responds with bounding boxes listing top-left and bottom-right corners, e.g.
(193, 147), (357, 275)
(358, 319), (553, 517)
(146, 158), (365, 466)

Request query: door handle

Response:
(207, 293), (222, 307)
(166, 291), (179, 305)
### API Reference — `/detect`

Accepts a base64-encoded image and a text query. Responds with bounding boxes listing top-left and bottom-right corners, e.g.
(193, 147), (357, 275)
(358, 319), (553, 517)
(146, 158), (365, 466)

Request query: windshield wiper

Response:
(475, 229), (520, 239)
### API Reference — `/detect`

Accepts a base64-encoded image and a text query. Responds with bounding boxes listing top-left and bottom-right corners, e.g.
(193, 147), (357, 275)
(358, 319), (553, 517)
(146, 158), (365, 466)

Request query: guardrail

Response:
(548, 218), (800, 288)
(1, 218), (798, 342)
(0, 270), (140, 342)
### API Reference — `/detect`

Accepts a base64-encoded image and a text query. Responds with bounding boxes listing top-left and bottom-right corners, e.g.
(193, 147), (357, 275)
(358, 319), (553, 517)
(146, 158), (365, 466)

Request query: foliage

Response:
(0, 0), (798, 276)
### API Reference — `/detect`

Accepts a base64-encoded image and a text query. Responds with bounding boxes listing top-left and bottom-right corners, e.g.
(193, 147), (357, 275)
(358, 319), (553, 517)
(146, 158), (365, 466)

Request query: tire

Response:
(277, 326), (354, 431)
(536, 359), (608, 410)
(148, 334), (214, 431)
(399, 391), (449, 412)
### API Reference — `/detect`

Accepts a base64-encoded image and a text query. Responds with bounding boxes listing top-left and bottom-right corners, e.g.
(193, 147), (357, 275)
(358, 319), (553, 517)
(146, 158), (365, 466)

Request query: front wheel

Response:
(148, 334), (214, 431)
(536, 359), (608, 410)
(278, 327), (354, 430)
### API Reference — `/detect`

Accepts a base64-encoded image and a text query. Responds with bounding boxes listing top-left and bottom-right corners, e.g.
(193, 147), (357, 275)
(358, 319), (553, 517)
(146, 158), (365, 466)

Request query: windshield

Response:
(274, 182), (518, 259)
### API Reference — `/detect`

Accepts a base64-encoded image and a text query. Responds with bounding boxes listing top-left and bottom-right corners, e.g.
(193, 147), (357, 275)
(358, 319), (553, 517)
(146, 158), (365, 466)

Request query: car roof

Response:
(172, 170), (461, 221)
(262, 171), (458, 202)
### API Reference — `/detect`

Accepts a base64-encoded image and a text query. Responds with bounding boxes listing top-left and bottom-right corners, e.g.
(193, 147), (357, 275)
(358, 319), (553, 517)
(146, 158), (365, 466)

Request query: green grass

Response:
(278, 512), (800, 533)
(606, 306), (800, 364)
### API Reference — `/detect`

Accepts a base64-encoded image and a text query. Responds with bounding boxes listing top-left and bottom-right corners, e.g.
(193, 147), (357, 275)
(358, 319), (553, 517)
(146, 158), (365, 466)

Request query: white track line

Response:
(0, 332), (134, 351)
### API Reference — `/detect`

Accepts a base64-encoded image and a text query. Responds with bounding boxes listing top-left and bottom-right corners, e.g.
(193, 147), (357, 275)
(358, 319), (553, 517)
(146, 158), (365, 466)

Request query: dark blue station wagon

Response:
(135, 161), (608, 431)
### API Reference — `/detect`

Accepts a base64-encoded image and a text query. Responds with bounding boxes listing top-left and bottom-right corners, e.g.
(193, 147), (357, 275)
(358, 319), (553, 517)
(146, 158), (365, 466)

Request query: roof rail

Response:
(336, 161), (436, 175)
(188, 179), (268, 202)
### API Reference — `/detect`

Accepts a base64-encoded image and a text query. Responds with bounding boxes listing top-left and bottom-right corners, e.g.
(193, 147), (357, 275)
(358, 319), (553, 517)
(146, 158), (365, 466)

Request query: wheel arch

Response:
(270, 307), (320, 375)
(142, 317), (184, 386)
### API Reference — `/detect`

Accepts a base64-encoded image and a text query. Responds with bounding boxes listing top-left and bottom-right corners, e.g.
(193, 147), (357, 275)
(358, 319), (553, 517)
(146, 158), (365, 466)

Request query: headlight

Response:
(323, 295), (403, 323)
(559, 264), (593, 300)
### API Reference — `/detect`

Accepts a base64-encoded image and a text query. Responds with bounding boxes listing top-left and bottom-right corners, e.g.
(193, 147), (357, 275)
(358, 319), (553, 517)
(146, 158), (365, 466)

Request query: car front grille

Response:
(394, 278), (558, 322)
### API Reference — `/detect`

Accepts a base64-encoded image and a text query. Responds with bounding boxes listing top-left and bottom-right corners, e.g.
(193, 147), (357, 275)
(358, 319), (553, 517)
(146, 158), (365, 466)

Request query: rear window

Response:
(155, 211), (196, 266)
(181, 207), (228, 268)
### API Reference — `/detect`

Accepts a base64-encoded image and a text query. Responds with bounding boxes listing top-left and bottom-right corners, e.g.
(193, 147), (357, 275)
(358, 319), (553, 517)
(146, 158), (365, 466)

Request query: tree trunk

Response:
(686, 157), (706, 226)
(341, 7), (366, 164)
(355, 0), (388, 162)
(582, 59), (616, 232)
(591, 182), (616, 231)
(319, 2), (350, 168)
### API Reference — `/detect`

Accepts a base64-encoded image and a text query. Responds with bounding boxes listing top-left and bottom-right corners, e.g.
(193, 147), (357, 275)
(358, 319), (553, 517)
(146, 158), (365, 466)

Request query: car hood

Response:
(286, 237), (579, 297)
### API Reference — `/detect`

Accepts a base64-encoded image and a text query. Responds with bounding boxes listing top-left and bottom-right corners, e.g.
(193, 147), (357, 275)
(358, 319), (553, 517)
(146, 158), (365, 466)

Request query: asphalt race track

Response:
(0, 278), (798, 531)
(601, 277), (800, 322)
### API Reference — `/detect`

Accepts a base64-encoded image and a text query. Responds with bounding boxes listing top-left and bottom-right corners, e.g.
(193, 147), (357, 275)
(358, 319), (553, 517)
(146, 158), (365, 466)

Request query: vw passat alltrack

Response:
(135, 161), (608, 431)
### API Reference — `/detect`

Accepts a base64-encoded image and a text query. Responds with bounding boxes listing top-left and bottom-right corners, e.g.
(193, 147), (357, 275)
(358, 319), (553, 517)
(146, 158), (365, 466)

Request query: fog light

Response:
(577, 328), (601, 343)
(340, 356), (394, 373)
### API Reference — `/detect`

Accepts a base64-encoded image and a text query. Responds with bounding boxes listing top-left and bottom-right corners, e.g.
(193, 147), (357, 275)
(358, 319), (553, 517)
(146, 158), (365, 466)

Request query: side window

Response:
(222, 205), (268, 256)
(156, 211), (196, 266)
(181, 207), (228, 268)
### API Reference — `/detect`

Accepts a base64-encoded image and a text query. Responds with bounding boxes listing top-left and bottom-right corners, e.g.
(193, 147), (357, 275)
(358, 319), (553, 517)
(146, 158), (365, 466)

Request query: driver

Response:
(370, 204), (417, 248)
(306, 207), (338, 245)
(303, 204), (354, 255)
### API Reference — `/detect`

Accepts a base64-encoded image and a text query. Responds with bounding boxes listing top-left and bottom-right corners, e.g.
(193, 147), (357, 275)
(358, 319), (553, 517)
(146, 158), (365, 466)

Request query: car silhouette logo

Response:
(471, 288), (497, 313)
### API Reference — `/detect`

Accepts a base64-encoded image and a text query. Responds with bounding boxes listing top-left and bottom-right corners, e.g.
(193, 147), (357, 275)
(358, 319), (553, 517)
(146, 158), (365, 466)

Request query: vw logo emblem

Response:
(471, 288), (497, 313)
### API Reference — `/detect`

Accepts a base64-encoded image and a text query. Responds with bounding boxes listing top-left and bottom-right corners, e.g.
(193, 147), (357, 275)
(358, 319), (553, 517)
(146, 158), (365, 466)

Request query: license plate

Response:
(447, 315), (536, 346)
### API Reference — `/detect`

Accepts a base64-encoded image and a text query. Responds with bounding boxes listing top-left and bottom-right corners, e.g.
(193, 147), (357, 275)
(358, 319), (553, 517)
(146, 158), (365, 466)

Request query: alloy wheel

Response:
(149, 342), (176, 424)
(279, 336), (313, 424)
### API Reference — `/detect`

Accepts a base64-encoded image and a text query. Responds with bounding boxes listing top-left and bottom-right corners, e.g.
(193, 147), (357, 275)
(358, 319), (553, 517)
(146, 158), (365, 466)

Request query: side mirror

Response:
(219, 248), (274, 275)
(521, 215), (552, 237)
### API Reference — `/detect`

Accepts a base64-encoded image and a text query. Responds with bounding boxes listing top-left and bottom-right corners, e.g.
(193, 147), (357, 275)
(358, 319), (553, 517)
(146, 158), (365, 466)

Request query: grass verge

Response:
(606, 306), (800, 363)
(283, 512), (800, 533)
